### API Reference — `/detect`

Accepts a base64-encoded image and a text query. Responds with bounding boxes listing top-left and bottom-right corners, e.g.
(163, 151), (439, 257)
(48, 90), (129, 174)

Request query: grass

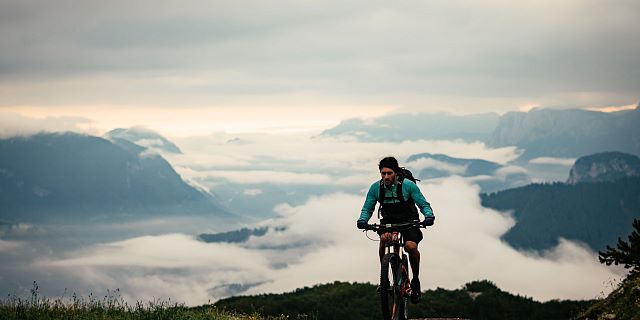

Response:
(0, 282), (288, 320)
(577, 272), (640, 320)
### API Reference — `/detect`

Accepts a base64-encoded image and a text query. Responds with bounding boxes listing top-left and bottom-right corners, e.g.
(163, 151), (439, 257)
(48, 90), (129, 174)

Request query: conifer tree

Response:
(599, 219), (640, 273)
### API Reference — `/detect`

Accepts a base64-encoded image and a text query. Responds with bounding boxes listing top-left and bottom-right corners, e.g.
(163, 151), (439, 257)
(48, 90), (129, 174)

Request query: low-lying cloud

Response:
(405, 157), (467, 175)
(0, 123), (622, 305)
(194, 170), (333, 186)
(28, 178), (623, 305)
(529, 157), (577, 166)
(0, 112), (97, 138)
(168, 132), (521, 191)
(0, 239), (24, 252)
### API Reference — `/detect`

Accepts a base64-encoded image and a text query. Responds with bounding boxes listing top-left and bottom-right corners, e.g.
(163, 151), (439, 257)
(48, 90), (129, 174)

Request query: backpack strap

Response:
(377, 180), (384, 219)
(398, 177), (419, 217)
(396, 177), (405, 204)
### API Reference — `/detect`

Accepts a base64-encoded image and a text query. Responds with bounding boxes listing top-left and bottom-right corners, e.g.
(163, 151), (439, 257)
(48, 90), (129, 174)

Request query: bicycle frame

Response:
(369, 221), (424, 320)
(382, 232), (412, 298)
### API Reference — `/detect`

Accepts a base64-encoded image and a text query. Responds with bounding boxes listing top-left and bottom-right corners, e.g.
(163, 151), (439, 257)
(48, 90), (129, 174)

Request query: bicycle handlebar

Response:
(366, 220), (428, 232)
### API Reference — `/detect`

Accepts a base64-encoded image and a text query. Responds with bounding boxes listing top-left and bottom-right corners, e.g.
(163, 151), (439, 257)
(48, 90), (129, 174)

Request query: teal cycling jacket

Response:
(359, 179), (434, 222)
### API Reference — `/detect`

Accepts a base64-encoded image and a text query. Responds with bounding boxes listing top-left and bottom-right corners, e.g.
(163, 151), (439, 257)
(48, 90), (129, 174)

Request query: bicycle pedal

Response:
(411, 291), (422, 304)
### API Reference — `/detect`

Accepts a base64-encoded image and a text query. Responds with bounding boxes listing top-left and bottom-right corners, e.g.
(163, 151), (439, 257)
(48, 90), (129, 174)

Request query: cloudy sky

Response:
(1, 0), (639, 135)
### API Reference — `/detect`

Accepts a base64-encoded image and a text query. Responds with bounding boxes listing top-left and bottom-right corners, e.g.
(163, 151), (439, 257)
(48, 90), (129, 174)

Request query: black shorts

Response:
(378, 226), (423, 244)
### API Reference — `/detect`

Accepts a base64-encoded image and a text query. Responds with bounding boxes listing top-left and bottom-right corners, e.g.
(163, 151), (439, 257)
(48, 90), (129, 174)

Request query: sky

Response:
(0, 0), (637, 307)
(1, 0), (639, 136)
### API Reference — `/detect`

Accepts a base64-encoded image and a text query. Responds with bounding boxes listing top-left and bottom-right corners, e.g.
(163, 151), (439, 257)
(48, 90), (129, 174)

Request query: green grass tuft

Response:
(0, 282), (283, 320)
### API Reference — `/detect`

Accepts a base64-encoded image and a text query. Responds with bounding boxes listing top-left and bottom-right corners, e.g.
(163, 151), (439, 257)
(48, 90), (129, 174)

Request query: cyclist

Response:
(357, 156), (435, 303)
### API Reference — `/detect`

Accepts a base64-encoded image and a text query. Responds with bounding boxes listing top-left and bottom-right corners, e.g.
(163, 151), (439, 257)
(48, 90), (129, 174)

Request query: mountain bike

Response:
(366, 220), (428, 320)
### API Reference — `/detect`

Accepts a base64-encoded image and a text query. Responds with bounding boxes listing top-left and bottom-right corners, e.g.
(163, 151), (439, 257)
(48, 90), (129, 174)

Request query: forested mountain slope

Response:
(481, 176), (640, 251)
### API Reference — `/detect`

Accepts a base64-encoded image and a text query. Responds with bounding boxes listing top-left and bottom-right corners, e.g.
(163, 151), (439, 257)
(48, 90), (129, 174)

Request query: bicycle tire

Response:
(380, 253), (406, 320)
(400, 254), (409, 318)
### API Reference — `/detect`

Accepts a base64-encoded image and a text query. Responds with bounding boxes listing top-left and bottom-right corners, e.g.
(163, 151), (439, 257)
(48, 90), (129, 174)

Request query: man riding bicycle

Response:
(357, 156), (435, 303)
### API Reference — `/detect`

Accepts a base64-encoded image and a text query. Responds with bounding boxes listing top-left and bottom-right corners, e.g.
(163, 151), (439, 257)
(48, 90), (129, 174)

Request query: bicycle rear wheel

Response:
(380, 253), (407, 320)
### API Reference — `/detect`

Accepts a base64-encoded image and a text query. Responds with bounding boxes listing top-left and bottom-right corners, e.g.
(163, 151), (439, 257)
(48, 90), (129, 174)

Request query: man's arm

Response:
(358, 182), (379, 222)
(406, 180), (434, 218)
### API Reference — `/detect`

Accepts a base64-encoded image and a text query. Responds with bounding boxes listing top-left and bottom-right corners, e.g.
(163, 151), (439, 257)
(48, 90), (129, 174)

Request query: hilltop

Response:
(567, 151), (640, 184)
(214, 280), (593, 320)
(578, 272), (640, 319)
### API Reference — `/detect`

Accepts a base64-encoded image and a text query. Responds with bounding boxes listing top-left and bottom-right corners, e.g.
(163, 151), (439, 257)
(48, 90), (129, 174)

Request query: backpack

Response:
(398, 167), (420, 184)
(377, 167), (421, 219)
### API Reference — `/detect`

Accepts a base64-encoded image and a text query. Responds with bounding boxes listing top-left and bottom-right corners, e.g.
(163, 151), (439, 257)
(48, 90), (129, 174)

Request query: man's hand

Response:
(357, 220), (368, 230)
(421, 216), (435, 227)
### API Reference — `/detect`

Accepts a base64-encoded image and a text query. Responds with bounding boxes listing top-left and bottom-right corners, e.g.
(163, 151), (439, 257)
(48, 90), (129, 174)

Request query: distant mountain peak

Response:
(105, 127), (182, 154)
(567, 151), (640, 184)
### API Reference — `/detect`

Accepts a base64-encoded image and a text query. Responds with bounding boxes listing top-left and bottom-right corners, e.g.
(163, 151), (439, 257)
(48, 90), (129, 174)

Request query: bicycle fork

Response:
(384, 234), (412, 297)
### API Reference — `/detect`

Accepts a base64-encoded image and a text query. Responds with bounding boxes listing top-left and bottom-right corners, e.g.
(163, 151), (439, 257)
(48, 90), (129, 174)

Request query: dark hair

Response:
(378, 156), (400, 172)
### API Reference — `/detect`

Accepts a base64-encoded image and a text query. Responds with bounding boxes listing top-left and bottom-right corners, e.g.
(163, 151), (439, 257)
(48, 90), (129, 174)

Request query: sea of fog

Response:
(0, 132), (625, 305)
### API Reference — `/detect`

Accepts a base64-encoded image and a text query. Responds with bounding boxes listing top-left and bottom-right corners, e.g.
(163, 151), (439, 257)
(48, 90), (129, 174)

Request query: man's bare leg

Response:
(405, 240), (422, 302)
(404, 241), (420, 280)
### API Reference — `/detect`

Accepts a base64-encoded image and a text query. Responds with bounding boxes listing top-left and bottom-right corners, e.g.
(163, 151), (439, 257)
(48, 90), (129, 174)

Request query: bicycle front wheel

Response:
(380, 253), (407, 320)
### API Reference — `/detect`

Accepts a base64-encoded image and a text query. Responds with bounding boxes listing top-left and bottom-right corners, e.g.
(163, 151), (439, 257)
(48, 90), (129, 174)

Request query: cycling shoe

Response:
(410, 278), (421, 304)
(376, 280), (391, 293)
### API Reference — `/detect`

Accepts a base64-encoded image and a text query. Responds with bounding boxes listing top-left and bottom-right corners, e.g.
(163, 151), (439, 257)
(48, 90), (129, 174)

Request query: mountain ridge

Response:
(481, 175), (640, 252)
(322, 108), (640, 160)
(0, 132), (233, 223)
(488, 108), (640, 159)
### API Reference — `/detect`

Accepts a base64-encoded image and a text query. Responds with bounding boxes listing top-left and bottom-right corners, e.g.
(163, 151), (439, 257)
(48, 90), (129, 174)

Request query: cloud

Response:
(0, 112), (97, 138)
(163, 132), (528, 216)
(494, 165), (529, 181)
(405, 158), (467, 175)
(243, 189), (263, 196)
(133, 138), (165, 149)
(28, 178), (622, 305)
(40, 234), (268, 270)
(586, 103), (638, 113)
(0, 239), (24, 252)
(194, 170), (333, 186)
(0, 112), (623, 305)
(34, 234), (273, 304)
(529, 157), (577, 166)
(0, 1), (638, 112)
(167, 132), (521, 188)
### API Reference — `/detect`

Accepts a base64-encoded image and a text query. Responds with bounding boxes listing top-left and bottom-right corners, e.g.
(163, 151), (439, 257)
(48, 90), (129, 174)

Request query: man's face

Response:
(380, 167), (396, 186)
